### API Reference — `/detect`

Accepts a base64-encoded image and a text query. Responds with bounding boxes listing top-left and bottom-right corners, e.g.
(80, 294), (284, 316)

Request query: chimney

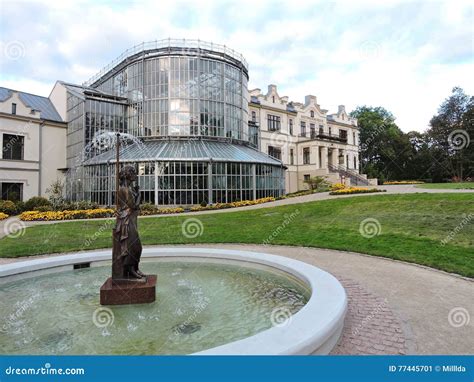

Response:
(305, 95), (317, 106)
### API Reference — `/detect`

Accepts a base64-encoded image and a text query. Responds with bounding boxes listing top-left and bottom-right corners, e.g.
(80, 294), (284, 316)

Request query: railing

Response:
(311, 132), (347, 143)
(298, 131), (348, 143)
(84, 38), (249, 86)
(328, 164), (369, 186)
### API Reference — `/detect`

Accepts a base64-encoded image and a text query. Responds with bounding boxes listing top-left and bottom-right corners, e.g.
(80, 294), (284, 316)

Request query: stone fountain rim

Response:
(0, 247), (347, 355)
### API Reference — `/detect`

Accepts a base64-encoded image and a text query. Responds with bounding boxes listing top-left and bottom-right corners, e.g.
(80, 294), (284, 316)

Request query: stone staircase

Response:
(328, 164), (369, 186)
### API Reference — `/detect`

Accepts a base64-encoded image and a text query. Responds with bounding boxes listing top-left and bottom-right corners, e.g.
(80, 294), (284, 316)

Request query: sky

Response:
(0, 0), (472, 132)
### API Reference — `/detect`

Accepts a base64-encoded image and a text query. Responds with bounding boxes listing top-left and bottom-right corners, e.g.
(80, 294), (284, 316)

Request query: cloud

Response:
(0, 0), (472, 132)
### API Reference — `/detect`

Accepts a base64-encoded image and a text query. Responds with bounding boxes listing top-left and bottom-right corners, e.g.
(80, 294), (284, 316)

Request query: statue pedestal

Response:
(100, 275), (157, 305)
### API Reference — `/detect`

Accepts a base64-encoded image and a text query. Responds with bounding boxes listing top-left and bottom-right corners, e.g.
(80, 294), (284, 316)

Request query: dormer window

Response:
(12, 103), (17, 115)
(310, 110), (314, 118)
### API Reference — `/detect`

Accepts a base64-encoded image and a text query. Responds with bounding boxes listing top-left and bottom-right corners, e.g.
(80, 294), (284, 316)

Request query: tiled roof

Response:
(0, 87), (63, 122)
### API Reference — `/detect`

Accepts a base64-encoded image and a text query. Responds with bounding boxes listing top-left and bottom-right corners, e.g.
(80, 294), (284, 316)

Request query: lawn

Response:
(1, 193), (473, 277)
(415, 182), (474, 190)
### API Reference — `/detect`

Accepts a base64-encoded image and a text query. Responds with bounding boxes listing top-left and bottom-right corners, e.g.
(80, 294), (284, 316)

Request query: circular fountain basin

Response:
(0, 248), (347, 355)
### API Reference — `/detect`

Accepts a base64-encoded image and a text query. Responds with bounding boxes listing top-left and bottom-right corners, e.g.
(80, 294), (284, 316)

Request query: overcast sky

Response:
(0, 0), (472, 132)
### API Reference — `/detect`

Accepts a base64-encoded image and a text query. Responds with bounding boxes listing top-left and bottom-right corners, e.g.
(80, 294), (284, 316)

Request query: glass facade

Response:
(67, 40), (284, 205)
(95, 55), (248, 141)
(83, 161), (284, 206)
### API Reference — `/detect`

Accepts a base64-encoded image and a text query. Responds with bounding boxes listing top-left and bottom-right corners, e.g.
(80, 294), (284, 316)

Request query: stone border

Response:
(0, 247), (347, 355)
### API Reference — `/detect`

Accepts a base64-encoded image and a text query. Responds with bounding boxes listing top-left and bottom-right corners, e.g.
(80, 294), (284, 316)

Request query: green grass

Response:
(1, 194), (473, 277)
(416, 182), (474, 190)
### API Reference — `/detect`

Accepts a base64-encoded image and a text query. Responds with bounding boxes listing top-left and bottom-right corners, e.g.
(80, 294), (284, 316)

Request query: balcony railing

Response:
(307, 131), (347, 143)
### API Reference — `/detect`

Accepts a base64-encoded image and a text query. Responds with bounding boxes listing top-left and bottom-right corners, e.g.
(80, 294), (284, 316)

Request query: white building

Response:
(0, 87), (66, 201)
(250, 85), (367, 193)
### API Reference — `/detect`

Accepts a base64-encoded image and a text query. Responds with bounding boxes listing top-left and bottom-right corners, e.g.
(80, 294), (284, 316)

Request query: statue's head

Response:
(119, 165), (137, 183)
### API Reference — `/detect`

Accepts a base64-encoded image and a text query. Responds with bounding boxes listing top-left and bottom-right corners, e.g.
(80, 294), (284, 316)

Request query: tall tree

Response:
(428, 87), (473, 180)
(350, 106), (412, 181)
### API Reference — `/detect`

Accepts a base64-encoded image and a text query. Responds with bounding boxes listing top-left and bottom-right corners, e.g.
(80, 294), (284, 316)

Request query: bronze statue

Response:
(112, 165), (145, 280)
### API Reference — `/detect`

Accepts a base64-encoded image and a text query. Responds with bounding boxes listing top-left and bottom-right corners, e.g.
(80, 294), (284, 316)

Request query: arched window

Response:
(310, 110), (314, 118)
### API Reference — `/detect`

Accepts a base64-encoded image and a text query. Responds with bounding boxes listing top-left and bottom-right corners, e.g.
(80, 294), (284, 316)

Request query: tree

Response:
(427, 87), (473, 180)
(350, 106), (413, 181)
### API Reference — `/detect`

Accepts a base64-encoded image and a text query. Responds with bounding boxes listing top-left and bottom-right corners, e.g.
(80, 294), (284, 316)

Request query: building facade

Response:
(0, 39), (364, 204)
(0, 88), (66, 201)
(2, 40), (285, 205)
(250, 85), (367, 193)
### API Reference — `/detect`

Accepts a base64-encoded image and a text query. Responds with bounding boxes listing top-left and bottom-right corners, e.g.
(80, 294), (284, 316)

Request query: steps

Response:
(328, 164), (369, 186)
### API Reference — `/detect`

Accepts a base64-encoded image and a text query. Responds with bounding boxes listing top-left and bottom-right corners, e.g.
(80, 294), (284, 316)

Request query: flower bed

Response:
(190, 197), (275, 211)
(0, 212), (9, 220)
(329, 187), (386, 195)
(140, 206), (185, 216)
(383, 181), (425, 185)
(20, 208), (115, 221)
(330, 183), (346, 191)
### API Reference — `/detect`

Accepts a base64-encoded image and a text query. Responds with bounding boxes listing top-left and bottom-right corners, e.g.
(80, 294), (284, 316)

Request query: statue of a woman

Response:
(113, 165), (145, 280)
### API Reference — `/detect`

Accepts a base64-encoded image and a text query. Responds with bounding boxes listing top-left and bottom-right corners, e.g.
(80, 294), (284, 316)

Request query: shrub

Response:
(35, 205), (53, 212)
(0, 200), (17, 215)
(24, 196), (51, 211)
(304, 176), (329, 191)
(58, 201), (100, 211)
(0, 212), (9, 220)
(140, 203), (159, 216)
(14, 201), (26, 213)
(200, 200), (207, 207)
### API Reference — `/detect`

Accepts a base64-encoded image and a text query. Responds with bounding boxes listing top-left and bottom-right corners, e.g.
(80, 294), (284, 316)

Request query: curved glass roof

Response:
(82, 139), (283, 167)
(84, 39), (248, 87)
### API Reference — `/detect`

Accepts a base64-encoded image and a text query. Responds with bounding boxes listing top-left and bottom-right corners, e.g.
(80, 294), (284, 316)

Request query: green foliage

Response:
(0, 200), (17, 215)
(61, 201), (100, 211)
(24, 197), (51, 211)
(140, 202), (159, 215)
(351, 87), (473, 182)
(46, 179), (65, 210)
(303, 176), (329, 191)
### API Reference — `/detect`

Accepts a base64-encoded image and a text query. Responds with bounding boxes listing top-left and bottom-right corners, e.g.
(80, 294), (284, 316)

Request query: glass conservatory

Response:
(65, 39), (285, 205)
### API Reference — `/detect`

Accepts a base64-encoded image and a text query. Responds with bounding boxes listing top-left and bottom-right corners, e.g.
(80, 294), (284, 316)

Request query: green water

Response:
(0, 260), (309, 354)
